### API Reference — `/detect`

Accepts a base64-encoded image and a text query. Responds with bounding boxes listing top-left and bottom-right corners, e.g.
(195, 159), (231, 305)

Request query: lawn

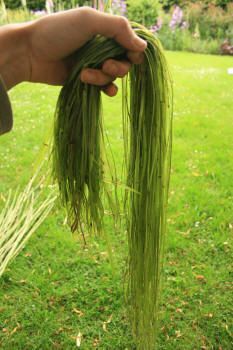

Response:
(0, 51), (232, 349)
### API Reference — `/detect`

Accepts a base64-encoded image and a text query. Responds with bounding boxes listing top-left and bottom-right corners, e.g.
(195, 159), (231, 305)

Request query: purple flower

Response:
(169, 5), (183, 31)
(112, 0), (127, 16)
(150, 17), (163, 33)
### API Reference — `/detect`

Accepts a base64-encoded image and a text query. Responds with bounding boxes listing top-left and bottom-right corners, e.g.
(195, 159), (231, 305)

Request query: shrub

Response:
(4, 0), (45, 10)
(214, 0), (232, 9)
(157, 26), (220, 55)
(127, 0), (161, 28)
(4, 0), (87, 11)
(4, 0), (22, 10)
(53, 0), (87, 10)
(27, 0), (45, 10)
(159, 0), (233, 11)
(159, 0), (182, 11)
(186, 2), (233, 41)
(158, 26), (186, 51)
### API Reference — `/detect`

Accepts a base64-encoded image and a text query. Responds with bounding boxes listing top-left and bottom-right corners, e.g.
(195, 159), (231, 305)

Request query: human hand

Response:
(24, 7), (146, 96)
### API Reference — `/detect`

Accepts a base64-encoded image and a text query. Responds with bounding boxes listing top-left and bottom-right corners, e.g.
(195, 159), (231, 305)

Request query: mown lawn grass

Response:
(0, 51), (232, 349)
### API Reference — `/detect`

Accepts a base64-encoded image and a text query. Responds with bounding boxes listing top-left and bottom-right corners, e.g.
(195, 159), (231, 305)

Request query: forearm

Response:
(0, 23), (30, 90)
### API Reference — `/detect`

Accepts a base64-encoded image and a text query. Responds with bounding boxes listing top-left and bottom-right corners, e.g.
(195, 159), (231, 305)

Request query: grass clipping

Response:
(53, 25), (172, 349)
(0, 171), (56, 277)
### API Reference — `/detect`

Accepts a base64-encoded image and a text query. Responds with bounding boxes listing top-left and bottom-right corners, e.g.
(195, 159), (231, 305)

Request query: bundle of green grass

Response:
(53, 24), (172, 350)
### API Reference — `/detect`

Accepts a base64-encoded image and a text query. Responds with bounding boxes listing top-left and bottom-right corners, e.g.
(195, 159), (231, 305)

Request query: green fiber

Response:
(53, 25), (172, 349)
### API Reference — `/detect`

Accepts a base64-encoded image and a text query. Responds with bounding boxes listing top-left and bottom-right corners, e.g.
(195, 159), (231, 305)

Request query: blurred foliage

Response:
(156, 1), (233, 54)
(159, 0), (233, 11)
(4, 0), (22, 10)
(3, 0), (88, 10)
(4, 0), (45, 10)
(2, 0), (233, 55)
(158, 27), (221, 54)
(54, 0), (88, 10)
(126, 0), (161, 28)
(186, 2), (233, 40)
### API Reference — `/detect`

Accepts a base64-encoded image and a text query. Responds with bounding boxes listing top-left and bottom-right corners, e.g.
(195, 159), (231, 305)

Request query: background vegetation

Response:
(157, 2), (233, 54)
(1, 0), (233, 55)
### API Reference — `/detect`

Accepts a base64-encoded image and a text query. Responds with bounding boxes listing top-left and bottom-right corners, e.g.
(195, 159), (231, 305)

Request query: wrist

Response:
(0, 23), (31, 90)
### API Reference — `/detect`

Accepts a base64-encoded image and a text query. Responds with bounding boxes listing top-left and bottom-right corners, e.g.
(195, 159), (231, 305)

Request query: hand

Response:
(27, 8), (147, 96)
(23, 7), (146, 96)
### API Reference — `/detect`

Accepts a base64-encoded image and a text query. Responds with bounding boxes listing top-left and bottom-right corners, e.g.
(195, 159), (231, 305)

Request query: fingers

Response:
(102, 83), (118, 97)
(102, 59), (131, 77)
(88, 9), (147, 52)
(77, 8), (148, 96)
(80, 66), (118, 97)
(81, 68), (114, 86)
(127, 51), (144, 65)
(80, 58), (131, 93)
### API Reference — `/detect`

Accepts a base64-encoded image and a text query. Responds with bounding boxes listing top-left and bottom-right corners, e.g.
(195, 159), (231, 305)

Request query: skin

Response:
(0, 7), (147, 96)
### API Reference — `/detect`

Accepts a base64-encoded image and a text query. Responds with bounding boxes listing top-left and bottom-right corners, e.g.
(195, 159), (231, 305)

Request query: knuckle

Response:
(80, 70), (86, 82)
(79, 6), (94, 15)
(99, 72), (111, 85)
(118, 72), (126, 78)
(104, 59), (115, 68)
(78, 7), (95, 26)
(116, 16), (129, 31)
(118, 66), (129, 77)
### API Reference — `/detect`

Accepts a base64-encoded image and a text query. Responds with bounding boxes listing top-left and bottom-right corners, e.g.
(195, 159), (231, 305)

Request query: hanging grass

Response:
(52, 34), (125, 234)
(123, 26), (172, 349)
(53, 24), (172, 349)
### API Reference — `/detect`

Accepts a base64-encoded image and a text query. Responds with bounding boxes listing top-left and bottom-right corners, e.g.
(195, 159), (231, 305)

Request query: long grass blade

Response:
(53, 24), (172, 349)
